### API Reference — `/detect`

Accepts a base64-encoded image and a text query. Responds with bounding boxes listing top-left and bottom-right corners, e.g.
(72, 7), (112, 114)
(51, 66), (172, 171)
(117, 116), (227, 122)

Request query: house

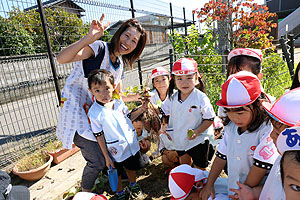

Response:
(108, 15), (170, 45)
(25, 0), (85, 18)
(266, 0), (300, 45)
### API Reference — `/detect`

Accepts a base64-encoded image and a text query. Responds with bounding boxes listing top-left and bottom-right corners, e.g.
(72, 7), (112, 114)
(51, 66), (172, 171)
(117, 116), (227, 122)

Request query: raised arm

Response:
(56, 13), (110, 64)
(200, 156), (226, 200)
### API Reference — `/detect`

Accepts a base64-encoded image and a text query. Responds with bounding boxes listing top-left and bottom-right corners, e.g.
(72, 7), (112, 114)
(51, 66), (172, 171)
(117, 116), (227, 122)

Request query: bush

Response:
(261, 52), (292, 98)
(0, 16), (35, 56)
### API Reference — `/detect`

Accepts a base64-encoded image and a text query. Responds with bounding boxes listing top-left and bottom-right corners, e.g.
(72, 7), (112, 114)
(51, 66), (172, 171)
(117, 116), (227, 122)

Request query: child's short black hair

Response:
(87, 69), (114, 89)
(227, 55), (261, 77)
(223, 93), (268, 132)
(280, 150), (300, 184)
(131, 107), (144, 122)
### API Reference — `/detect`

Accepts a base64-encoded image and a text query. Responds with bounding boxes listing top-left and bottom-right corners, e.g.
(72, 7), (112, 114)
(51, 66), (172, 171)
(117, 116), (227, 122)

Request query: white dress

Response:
(56, 41), (124, 149)
(217, 122), (279, 196)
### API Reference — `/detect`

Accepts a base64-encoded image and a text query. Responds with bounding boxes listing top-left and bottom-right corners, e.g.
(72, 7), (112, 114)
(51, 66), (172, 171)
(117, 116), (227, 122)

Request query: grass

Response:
(15, 139), (63, 172)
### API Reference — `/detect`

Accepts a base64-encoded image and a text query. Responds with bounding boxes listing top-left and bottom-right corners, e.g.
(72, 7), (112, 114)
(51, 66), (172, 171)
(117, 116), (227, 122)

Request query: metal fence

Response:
(0, 0), (195, 169)
(0, 0), (296, 170)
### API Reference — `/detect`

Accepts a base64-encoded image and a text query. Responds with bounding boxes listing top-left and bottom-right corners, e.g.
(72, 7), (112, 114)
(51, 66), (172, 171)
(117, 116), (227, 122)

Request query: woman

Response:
(56, 13), (147, 192)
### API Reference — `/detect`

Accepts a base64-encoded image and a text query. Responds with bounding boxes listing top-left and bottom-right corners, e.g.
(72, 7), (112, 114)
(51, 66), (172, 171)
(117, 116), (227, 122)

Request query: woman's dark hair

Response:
(223, 93), (268, 132)
(87, 69), (114, 89)
(227, 55), (261, 78)
(280, 150), (300, 184)
(168, 73), (206, 98)
(109, 18), (147, 69)
(290, 62), (300, 90)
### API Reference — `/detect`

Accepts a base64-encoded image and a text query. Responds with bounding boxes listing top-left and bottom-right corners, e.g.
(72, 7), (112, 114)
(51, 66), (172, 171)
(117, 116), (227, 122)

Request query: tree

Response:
(0, 16), (35, 56)
(194, 0), (277, 49)
(8, 7), (89, 53)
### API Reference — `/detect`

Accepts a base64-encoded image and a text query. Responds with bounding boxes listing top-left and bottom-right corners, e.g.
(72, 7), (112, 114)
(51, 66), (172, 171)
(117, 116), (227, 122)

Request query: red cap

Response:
(216, 71), (261, 108)
(172, 58), (202, 78)
(151, 67), (169, 79)
(228, 48), (263, 62)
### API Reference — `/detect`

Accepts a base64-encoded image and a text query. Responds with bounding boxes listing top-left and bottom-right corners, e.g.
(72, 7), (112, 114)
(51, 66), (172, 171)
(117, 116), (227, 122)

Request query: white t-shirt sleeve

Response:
(253, 123), (279, 164)
(88, 40), (104, 57)
(200, 93), (216, 119)
(90, 117), (103, 134)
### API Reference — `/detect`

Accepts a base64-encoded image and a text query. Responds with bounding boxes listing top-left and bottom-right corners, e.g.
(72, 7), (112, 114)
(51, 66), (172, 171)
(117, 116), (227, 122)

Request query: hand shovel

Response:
(107, 166), (118, 192)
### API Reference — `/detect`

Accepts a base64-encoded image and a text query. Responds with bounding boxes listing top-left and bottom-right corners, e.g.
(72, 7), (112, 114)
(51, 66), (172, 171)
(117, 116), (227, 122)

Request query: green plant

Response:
(261, 51), (292, 98)
(43, 139), (63, 153)
(15, 150), (49, 172)
(0, 16), (35, 56)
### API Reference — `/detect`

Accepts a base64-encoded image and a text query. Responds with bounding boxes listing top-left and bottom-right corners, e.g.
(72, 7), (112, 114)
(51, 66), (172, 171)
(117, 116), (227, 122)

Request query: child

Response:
(168, 164), (228, 200)
(87, 69), (145, 200)
(277, 126), (300, 200)
(207, 117), (224, 162)
(201, 71), (279, 199)
(218, 48), (275, 119)
(229, 88), (300, 200)
(158, 58), (216, 170)
(150, 66), (170, 106)
(131, 112), (151, 167)
(158, 115), (179, 171)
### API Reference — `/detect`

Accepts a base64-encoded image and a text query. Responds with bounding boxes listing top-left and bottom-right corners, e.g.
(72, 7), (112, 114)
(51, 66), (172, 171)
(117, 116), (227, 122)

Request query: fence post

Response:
(36, 0), (61, 105)
(279, 37), (294, 79)
(169, 3), (174, 35)
(137, 60), (143, 88)
(169, 49), (174, 72)
(129, 0), (135, 18)
(183, 7), (188, 55)
(129, 0), (143, 87)
(287, 34), (294, 67)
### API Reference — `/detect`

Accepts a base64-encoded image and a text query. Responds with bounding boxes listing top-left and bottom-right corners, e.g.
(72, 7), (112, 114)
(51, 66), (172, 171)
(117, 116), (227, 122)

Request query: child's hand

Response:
(187, 129), (197, 140)
(105, 157), (115, 169)
(88, 13), (110, 43)
(200, 184), (215, 200)
(229, 182), (256, 200)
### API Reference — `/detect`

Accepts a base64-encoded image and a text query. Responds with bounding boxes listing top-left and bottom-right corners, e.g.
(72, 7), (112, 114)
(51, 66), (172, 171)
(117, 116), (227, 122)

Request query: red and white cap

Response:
(71, 192), (108, 200)
(151, 67), (169, 79)
(216, 71), (262, 108)
(276, 125), (300, 155)
(172, 58), (202, 78)
(228, 48), (263, 62)
(168, 164), (207, 200)
(262, 88), (300, 126)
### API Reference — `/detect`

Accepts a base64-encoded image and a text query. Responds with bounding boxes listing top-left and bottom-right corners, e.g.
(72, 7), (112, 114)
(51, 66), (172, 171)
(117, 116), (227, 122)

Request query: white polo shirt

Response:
(161, 88), (216, 151)
(217, 122), (279, 196)
(88, 100), (140, 162)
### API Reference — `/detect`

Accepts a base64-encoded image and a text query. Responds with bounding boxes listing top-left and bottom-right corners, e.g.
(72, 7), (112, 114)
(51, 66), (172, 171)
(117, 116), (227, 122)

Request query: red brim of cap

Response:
(262, 101), (293, 126)
(216, 98), (256, 108)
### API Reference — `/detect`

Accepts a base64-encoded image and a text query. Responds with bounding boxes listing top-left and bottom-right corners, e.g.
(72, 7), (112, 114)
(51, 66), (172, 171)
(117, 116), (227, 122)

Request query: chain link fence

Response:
(0, 0), (296, 170)
(0, 0), (195, 169)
